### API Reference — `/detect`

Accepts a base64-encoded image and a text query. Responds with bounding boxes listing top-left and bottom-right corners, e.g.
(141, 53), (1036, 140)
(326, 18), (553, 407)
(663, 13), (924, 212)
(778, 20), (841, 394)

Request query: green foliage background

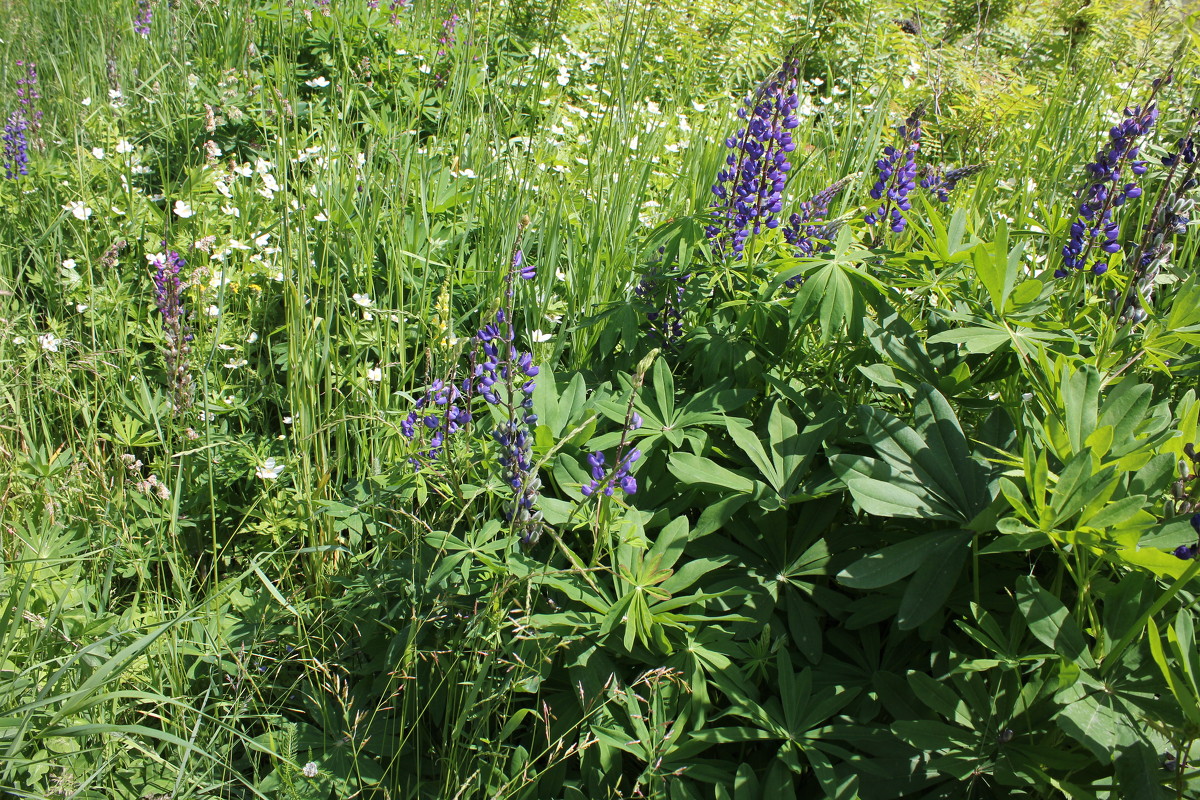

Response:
(1, 0), (1199, 797)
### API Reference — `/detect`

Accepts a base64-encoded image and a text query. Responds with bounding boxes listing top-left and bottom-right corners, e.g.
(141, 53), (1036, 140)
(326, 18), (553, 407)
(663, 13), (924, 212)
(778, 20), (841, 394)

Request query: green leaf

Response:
(1080, 494), (1147, 530)
(1016, 576), (1096, 668)
(927, 326), (1012, 355)
(973, 218), (1016, 313)
(891, 719), (976, 752)
(1055, 695), (1121, 764)
(830, 454), (957, 520)
(897, 531), (972, 630)
(838, 532), (941, 589)
(727, 419), (780, 490)
(668, 452), (759, 495)
(647, 516), (690, 573)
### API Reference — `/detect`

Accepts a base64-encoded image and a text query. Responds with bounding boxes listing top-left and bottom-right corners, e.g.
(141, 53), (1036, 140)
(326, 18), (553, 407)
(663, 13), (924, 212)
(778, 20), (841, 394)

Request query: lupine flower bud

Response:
(783, 175), (856, 287)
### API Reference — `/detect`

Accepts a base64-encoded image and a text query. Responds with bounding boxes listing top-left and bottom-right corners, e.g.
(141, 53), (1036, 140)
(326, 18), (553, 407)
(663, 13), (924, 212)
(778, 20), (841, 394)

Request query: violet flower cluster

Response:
(476, 309), (542, 542)
(1119, 131), (1197, 323)
(583, 412), (642, 498)
(133, 0), (152, 37)
(784, 175), (854, 257)
(919, 164), (985, 203)
(2, 111), (28, 180)
(4, 61), (41, 181)
(780, 176), (855, 289)
(387, 0), (407, 25)
(1057, 103), (1159, 277)
(401, 378), (472, 464)
(865, 106), (922, 234)
(512, 248), (535, 282)
(634, 260), (689, 346)
(582, 377), (647, 499)
(438, 11), (460, 55)
(149, 250), (193, 413)
(15, 60), (41, 125)
(400, 223), (543, 542)
(706, 58), (801, 258)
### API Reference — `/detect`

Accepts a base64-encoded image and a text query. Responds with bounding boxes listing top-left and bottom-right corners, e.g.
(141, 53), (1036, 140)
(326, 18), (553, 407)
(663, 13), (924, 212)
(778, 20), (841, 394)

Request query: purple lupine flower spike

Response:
(5, 60), (41, 180)
(920, 163), (985, 202)
(1117, 118), (1197, 324)
(133, 0), (152, 37)
(707, 57), (801, 258)
(438, 11), (460, 55)
(1058, 97), (1161, 278)
(401, 376), (471, 463)
(783, 174), (857, 287)
(150, 250), (193, 412)
(865, 105), (923, 235)
(476, 309), (542, 542)
(2, 111), (28, 180)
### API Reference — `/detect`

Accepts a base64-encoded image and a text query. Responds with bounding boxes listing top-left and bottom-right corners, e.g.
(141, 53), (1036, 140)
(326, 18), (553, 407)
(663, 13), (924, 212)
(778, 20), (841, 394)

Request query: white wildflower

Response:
(63, 201), (92, 221)
(256, 458), (285, 481)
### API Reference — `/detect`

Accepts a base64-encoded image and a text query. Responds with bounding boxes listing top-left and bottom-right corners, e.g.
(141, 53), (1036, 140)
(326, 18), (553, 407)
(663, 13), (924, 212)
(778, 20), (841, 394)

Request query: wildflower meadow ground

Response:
(1, 0), (1200, 797)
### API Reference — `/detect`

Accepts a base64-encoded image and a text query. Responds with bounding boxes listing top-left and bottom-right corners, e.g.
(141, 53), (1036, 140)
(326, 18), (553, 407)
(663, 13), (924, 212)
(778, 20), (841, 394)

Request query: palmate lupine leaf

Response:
(833, 384), (995, 628)
(833, 384), (993, 524)
(782, 225), (887, 343)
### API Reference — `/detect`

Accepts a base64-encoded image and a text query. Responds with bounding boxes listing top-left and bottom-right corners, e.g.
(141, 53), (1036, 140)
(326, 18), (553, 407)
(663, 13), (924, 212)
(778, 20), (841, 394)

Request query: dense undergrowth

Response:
(2, 0), (1200, 797)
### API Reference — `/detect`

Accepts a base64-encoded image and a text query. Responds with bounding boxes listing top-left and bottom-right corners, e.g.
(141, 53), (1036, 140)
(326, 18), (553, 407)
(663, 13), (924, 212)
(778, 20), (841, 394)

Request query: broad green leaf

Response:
(727, 419), (779, 490)
(1080, 494), (1147, 530)
(897, 531), (972, 629)
(1056, 695), (1122, 764)
(891, 720), (976, 752)
(927, 326), (1012, 355)
(668, 452), (759, 495)
(838, 532), (941, 589)
(1016, 576), (1096, 668)
(647, 516), (690, 573)
(973, 218), (1016, 313)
